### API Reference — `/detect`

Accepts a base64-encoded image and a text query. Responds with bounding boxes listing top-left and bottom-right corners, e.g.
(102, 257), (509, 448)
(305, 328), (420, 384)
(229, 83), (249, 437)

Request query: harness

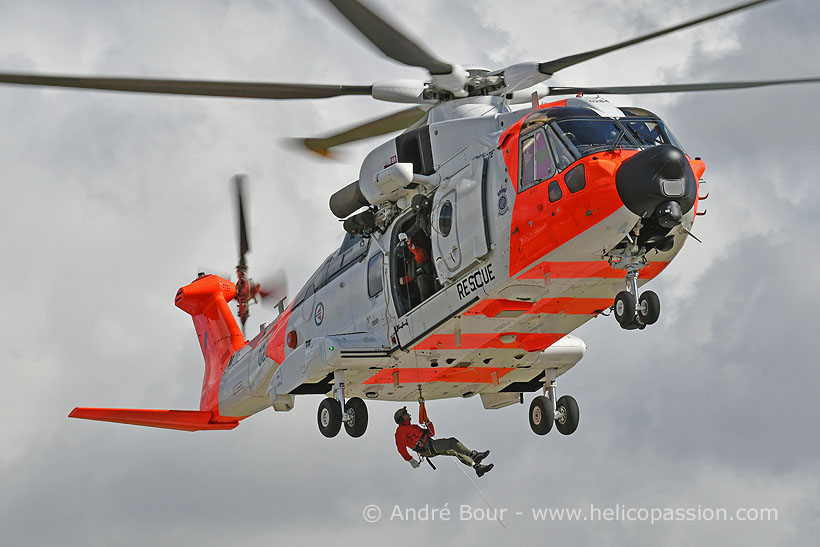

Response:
(413, 429), (434, 453)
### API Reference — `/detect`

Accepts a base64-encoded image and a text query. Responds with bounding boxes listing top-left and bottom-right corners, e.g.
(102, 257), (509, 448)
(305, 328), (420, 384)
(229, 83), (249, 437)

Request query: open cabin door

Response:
(389, 156), (491, 349)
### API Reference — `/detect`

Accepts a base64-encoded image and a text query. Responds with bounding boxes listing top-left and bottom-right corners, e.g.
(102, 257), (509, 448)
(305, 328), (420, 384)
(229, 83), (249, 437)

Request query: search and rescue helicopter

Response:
(4, 0), (818, 438)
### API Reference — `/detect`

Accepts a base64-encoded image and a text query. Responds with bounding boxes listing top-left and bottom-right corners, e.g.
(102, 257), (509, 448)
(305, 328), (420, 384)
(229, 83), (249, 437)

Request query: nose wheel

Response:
(612, 262), (661, 330)
(637, 291), (660, 325)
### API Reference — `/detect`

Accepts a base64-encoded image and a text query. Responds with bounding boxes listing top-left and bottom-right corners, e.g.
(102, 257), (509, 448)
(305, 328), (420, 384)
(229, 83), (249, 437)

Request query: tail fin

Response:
(69, 274), (245, 432)
(173, 274), (246, 412)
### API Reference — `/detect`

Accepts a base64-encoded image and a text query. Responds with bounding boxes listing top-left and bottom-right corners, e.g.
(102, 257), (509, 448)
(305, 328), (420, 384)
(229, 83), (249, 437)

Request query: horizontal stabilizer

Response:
(69, 407), (239, 432)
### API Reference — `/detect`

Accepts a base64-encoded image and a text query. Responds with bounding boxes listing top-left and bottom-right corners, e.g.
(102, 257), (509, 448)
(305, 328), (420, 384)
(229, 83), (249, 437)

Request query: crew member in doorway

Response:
(394, 406), (494, 477)
(398, 232), (436, 302)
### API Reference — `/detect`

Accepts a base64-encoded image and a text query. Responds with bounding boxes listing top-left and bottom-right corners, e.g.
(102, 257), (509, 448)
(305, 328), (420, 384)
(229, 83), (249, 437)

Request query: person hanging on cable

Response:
(394, 405), (494, 477)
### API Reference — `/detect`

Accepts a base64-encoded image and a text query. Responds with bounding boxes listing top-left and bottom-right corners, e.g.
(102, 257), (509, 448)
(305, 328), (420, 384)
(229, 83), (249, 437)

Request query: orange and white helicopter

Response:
(5, 0), (817, 437)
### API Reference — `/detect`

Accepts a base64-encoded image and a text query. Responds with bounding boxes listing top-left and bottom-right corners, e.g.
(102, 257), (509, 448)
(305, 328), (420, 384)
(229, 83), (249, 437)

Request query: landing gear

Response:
(318, 398), (342, 438)
(638, 290), (660, 325)
(614, 290), (636, 327)
(317, 371), (369, 438)
(611, 260), (661, 330)
(344, 397), (368, 438)
(555, 395), (579, 435)
(529, 395), (554, 435)
(528, 369), (580, 436)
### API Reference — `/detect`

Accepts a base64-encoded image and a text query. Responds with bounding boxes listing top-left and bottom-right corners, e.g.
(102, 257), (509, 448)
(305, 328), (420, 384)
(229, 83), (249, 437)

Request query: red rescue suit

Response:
(407, 240), (429, 264)
(395, 420), (435, 461)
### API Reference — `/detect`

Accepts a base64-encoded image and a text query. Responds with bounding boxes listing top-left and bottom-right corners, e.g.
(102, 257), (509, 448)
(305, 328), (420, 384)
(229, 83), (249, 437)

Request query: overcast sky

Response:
(1, 0), (819, 545)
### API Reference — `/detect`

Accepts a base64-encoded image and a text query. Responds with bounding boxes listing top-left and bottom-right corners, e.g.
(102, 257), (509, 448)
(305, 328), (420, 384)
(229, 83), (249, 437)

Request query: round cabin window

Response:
(438, 201), (453, 236)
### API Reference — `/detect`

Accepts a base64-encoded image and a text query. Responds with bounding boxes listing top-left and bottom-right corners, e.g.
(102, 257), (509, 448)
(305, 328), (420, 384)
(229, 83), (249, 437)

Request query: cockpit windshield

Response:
(551, 119), (636, 157)
(547, 115), (684, 161)
(620, 118), (683, 150)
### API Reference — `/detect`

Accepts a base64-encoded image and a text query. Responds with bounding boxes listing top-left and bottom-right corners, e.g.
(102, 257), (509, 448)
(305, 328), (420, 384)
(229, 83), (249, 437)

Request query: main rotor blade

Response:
(547, 77), (820, 96)
(0, 72), (372, 100)
(325, 0), (452, 75)
(297, 105), (428, 156)
(538, 0), (776, 75)
(233, 175), (250, 259)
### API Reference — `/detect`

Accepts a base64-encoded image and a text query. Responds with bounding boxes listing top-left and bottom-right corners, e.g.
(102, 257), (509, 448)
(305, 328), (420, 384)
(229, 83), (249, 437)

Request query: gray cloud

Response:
(1, 0), (819, 545)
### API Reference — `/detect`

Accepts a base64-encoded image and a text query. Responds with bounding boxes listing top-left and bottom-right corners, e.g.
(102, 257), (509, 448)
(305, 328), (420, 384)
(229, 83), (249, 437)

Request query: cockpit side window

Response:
(547, 126), (574, 170)
(339, 232), (362, 253)
(519, 129), (556, 192)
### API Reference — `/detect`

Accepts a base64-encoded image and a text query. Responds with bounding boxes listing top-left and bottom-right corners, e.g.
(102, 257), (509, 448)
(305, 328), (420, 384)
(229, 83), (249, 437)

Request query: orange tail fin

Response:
(69, 275), (245, 431)
(173, 274), (246, 412)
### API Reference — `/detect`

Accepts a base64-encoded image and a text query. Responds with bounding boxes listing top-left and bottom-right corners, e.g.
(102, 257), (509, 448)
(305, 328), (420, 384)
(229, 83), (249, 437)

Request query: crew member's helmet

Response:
(394, 406), (409, 425)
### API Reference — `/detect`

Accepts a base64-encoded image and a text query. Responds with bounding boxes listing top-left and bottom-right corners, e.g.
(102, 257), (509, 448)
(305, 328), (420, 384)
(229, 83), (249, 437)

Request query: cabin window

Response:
(564, 163), (586, 193)
(438, 201), (453, 237)
(520, 130), (555, 191)
(548, 180), (563, 203)
(368, 254), (383, 298)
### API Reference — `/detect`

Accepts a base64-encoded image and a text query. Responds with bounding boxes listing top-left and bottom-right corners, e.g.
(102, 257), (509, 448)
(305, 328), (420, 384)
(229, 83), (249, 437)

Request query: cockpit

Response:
(519, 106), (684, 190)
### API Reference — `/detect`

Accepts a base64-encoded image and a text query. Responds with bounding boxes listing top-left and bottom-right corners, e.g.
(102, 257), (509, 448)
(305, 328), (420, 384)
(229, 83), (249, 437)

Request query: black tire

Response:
(614, 290), (636, 328)
(344, 397), (368, 438)
(555, 395), (580, 435)
(529, 395), (554, 435)
(622, 318), (641, 330)
(638, 291), (661, 325)
(318, 398), (342, 438)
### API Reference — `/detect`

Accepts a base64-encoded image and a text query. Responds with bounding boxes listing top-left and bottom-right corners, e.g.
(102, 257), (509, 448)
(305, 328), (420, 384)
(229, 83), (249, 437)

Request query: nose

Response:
(615, 144), (697, 227)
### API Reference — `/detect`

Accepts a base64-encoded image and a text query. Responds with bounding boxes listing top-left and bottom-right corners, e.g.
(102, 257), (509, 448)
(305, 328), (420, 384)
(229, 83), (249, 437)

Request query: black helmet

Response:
(394, 406), (409, 425)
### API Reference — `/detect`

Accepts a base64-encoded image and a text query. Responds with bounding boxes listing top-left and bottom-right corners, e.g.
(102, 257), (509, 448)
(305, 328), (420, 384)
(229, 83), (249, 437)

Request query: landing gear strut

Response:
(317, 370), (368, 438)
(612, 260), (661, 330)
(528, 369), (579, 436)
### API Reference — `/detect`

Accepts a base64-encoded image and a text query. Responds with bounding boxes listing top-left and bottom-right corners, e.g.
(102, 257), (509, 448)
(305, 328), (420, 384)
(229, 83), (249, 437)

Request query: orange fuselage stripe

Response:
(465, 297), (615, 317)
(516, 260), (670, 280)
(412, 332), (563, 352)
(363, 367), (515, 385)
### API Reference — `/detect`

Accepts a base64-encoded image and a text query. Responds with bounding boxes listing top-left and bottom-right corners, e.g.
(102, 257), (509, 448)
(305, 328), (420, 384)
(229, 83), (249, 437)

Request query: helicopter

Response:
(4, 0), (816, 437)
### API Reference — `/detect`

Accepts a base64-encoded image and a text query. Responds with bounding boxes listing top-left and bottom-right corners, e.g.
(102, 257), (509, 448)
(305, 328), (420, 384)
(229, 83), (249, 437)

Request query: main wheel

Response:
(317, 397), (342, 438)
(343, 397), (368, 438)
(529, 395), (554, 435)
(555, 395), (580, 435)
(638, 291), (661, 325)
(614, 290), (636, 328)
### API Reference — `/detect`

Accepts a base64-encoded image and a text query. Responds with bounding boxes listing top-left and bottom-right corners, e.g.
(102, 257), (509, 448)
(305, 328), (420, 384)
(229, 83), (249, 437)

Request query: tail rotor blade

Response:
(257, 270), (289, 304)
(233, 174), (250, 260)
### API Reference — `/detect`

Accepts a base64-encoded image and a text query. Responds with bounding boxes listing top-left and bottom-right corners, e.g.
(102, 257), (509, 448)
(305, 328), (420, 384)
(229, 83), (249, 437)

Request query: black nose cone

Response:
(616, 144), (697, 219)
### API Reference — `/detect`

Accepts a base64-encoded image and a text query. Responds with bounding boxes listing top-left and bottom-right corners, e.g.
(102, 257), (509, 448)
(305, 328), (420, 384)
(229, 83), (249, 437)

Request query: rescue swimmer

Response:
(394, 406), (494, 477)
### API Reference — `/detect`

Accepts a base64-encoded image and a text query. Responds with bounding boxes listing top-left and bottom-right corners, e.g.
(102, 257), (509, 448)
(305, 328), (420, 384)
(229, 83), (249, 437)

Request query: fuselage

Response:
(216, 94), (705, 418)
